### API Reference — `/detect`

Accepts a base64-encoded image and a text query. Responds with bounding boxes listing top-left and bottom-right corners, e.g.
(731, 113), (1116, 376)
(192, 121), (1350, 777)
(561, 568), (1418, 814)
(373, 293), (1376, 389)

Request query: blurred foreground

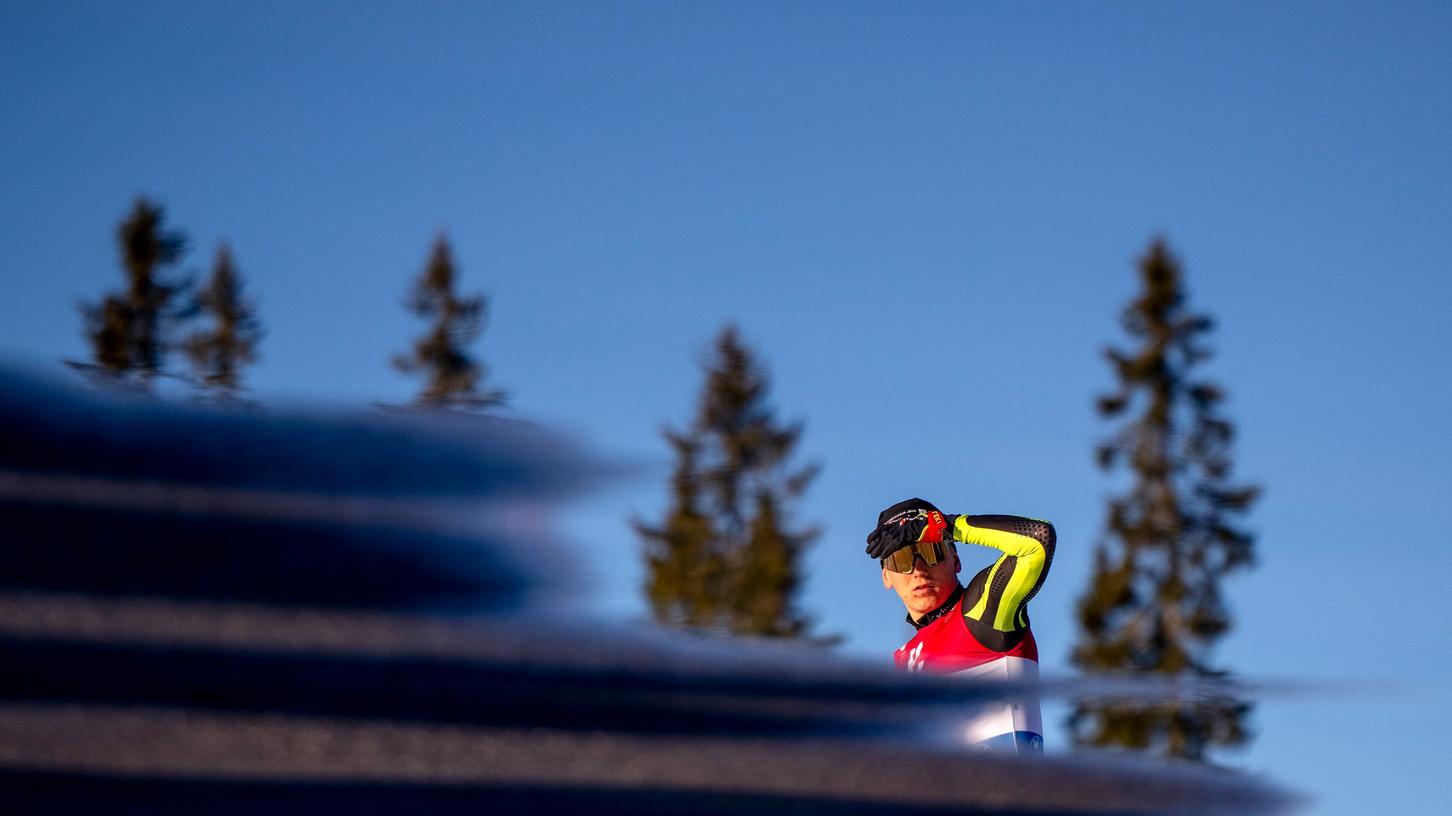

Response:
(0, 367), (1297, 815)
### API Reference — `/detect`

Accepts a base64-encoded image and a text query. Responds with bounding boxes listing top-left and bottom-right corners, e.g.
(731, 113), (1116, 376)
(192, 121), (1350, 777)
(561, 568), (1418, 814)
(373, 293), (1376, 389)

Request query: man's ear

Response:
(953, 551), (962, 574)
(882, 567), (893, 589)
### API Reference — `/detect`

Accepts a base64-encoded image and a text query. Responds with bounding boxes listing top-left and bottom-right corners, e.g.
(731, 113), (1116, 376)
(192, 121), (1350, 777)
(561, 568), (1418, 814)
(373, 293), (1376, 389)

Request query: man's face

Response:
(881, 545), (961, 620)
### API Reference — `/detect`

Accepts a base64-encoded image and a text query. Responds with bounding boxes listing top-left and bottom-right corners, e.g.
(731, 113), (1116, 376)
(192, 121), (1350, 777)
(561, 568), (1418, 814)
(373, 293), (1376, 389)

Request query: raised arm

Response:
(951, 514), (1056, 644)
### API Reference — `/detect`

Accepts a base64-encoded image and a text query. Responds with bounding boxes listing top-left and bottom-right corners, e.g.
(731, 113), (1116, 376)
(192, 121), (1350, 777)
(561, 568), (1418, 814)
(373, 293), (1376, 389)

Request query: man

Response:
(866, 497), (1056, 753)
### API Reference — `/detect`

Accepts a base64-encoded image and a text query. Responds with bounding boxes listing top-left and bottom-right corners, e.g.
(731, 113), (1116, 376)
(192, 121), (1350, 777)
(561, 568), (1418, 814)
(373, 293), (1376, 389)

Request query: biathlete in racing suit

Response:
(866, 497), (1056, 754)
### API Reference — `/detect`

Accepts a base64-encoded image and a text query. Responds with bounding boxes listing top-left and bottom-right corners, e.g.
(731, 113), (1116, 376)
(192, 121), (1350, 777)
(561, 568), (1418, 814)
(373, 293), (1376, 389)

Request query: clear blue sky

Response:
(3, 2), (1450, 813)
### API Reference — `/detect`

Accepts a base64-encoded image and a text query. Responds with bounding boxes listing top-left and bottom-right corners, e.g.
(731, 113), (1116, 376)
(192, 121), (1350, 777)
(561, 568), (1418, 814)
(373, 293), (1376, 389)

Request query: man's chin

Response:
(910, 596), (944, 614)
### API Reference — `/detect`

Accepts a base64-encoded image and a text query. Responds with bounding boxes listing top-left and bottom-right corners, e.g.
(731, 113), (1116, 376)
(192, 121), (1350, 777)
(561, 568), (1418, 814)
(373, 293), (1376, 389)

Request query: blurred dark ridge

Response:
(0, 366), (593, 499)
(0, 365), (589, 612)
(0, 366), (1299, 815)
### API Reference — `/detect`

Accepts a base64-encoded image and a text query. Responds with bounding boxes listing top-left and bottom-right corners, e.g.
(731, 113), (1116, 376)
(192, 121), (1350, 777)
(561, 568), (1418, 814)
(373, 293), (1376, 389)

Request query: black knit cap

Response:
(876, 497), (941, 527)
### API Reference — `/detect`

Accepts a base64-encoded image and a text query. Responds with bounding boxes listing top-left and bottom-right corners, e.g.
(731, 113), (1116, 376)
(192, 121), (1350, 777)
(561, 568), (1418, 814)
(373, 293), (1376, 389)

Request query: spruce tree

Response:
(393, 235), (506, 408)
(1070, 238), (1260, 762)
(78, 198), (190, 388)
(636, 325), (819, 638)
(183, 244), (261, 400)
(640, 430), (728, 629)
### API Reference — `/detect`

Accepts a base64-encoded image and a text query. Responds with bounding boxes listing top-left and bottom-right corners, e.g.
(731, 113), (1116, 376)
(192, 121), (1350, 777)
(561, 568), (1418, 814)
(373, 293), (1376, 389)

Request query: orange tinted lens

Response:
(916, 541), (943, 567)
(885, 542), (945, 573)
(886, 546), (916, 573)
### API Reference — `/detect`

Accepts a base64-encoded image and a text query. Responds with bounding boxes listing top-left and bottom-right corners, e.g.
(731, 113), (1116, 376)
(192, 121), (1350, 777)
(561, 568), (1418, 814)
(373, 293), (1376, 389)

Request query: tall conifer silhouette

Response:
(183, 244), (261, 400)
(393, 235), (506, 408)
(78, 198), (189, 388)
(1070, 238), (1260, 761)
(636, 325), (819, 638)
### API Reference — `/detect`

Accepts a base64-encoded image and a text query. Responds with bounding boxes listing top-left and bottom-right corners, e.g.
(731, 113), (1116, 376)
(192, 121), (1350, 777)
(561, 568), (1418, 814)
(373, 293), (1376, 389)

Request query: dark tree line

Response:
(76, 198), (503, 408)
(77, 198), (259, 401)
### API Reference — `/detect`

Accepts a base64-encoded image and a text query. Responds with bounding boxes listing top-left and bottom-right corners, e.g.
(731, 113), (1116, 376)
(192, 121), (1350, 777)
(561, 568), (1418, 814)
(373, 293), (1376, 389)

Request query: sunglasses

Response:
(881, 540), (952, 574)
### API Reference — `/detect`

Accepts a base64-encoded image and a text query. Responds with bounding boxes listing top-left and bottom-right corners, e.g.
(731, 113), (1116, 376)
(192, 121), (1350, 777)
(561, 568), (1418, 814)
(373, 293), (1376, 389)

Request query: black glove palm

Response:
(865, 510), (954, 560)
